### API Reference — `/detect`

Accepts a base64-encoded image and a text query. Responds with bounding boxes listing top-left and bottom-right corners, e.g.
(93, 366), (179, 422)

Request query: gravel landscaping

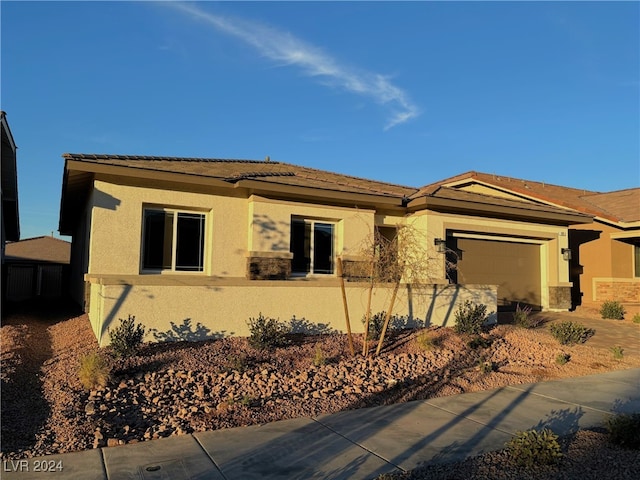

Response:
(1, 302), (639, 478)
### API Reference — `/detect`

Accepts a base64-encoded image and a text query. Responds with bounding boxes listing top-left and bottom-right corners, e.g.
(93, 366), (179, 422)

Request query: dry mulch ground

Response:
(1, 301), (639, 478)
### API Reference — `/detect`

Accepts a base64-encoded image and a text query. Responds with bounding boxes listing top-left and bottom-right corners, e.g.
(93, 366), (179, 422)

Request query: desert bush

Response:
(506, 428), (563, 468)
(454, 300), (488, 335)
(361, 311), (394, 340)
(513, 303), (532, 327)
(600, 300), (625, 320)
(632, 313), (640, 324)
(467, 336), (493, 350)
(477, 359), (495, 373)
(247, 313), (290, 349)
(549, 321), (594, 345)
(223, 354), (249, 373)
(109, 315), (145, 358)
(555, 352), (570, 365)
(416, 330), (441, 351)
(606, 413), (640, 449)
(610, 346), (624, 360)
(78, 351), (111, 390)
(313, 345), (327, 366)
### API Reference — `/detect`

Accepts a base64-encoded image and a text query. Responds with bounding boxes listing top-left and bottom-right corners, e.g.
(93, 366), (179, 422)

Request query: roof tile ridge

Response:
(225, 171), (297, 181)
(581, 186), (640, 197)
(473, 171), (601, 196)
(63, 153), (271, 164)
(416, 170), (479, 191)
(277, 161), (418, 192)
(576, 196), (624, 221)
(291, 170), (407, 197)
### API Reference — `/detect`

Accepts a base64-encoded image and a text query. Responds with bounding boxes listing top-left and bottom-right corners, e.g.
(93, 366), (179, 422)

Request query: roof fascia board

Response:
(610, 231), (640, 240)
(594, 218), (640, 230)
(234, 179), (403, 208)
(65, 160), (233, 190)
(407, 196), (592, 225)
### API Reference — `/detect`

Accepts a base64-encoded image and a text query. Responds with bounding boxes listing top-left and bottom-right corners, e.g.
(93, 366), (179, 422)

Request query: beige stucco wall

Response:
(88, 180), (248, 277)
(87, 278), (498, 346)
(248, 195), (375, 258)
(81, 177), (584, 345)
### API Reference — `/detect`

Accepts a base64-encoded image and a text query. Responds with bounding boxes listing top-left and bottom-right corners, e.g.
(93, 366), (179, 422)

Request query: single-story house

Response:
(425, 172), (640, 313)
(1, 111), (20, 307)
(58, 154), (591, 346)
(4, 236), (71, 301)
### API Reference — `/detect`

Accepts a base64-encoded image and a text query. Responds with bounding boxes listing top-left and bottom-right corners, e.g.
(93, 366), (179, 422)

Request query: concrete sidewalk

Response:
(4, 369), (639, 480)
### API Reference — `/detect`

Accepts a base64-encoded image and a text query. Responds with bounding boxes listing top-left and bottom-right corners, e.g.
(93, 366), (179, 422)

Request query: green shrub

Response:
(224, 354), (249, 373)
(606, 413), (640, 449)
(78, 351), (111, 390)
(513, 303), (534, 327)
(505, 428), (563, 468)
(247, 313), (290, 349)
(555, 352), (570, 365)
(361, 311), (387, 340)
(454, 300), (488, 335)
(600, 300), (625, 320)
(610, 346), (624, 360)
(478, 359), (495, 373)
(632, 313), (640, 324)
(313, 345), (327, 366)
(416, 330), (441, 351)
(467, 336), (492, 350)
(109, 315), (145, 358)
(549, 321), (595, 345)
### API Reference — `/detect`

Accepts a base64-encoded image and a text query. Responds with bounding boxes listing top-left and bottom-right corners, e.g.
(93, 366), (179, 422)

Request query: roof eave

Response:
(407, 196), (593, 225)
(233, 179), (405, 208)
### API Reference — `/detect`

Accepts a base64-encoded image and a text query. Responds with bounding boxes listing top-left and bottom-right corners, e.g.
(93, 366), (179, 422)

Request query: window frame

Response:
(290, 217), (336, 276)
(140, 207), (207, 274)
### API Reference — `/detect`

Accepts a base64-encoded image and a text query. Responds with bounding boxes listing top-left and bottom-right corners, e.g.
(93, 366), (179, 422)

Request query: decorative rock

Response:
(85, 402), (96, 415)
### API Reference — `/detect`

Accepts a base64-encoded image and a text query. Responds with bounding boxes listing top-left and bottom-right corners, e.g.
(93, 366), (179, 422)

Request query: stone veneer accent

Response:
(594, 280), (640, 303)
(341, 260), (371, 281)
(548, 286), (572, 310)
(247, 257), (291, 280)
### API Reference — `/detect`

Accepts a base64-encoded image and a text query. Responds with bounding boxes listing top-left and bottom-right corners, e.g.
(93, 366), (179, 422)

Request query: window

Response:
(142, 209), (205, 272)
(635, 244), (640, 278)
(290, 219), (335, 275)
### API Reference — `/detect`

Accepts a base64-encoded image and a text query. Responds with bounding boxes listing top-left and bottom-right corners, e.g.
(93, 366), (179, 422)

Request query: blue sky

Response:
(2, 1), (638, 240)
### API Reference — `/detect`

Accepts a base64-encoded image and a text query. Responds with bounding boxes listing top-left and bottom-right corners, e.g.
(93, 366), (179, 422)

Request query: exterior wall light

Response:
(434, 238), (446, 254)
(561, 248), (572, 261)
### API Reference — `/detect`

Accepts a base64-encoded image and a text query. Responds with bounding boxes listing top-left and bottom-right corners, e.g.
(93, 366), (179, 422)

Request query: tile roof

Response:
(5, 236), (70, 264)
(419, 171), (639, 223)
(63, 153), (418, 198)
(581, 189), (640, 223)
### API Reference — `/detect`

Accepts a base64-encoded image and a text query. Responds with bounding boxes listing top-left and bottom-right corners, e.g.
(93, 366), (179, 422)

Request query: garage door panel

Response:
(453, 238), (541, 310)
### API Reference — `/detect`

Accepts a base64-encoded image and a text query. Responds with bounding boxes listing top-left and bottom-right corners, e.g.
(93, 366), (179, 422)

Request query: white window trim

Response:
(291, 218), (336, 277)
(141, 207), (207, 274)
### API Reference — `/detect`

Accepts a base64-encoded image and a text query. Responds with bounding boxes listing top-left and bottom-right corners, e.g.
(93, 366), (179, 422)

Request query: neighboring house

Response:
(1, 111), (20, 306)
(58, 154), (590, 346)
(4, 236), (71, 301)
(425, 172), (640, 312)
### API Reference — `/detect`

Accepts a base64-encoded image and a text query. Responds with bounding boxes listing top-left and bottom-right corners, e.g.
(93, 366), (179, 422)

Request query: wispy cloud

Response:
(166, 2), (419, 130)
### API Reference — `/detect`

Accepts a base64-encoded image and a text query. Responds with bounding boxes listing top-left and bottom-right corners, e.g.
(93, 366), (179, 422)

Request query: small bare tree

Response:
(346, 217), (457, 356)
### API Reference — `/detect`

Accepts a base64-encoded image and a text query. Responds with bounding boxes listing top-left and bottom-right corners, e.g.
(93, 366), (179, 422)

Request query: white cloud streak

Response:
(167, 2), (420, 130)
